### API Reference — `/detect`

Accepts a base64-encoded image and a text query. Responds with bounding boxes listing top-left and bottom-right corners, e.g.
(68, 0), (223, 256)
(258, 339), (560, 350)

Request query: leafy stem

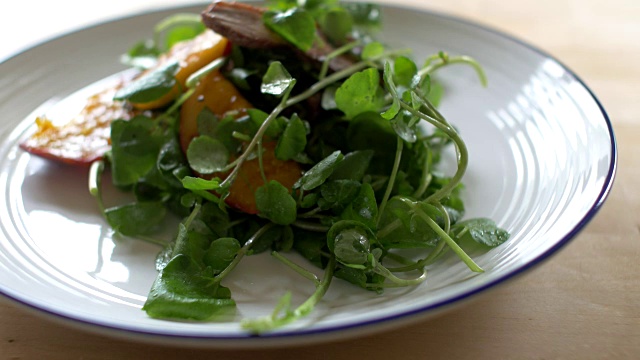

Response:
(417, 54), (488, 87)
(241, 255), (337, 333)
(291, 220), (330, 233)
(386, 238), (447, 272)
(412, 142), (433, 199)
(370, 263), (427, 288)
(271, 251), (320, 286)
(212, 222), (275, 285)
(400, 101), (469, 204)
(412, 206), (483, 272)
(376, 218), (402, 239)
(319, 40), (362, 80)
(377, 137), (404, 227)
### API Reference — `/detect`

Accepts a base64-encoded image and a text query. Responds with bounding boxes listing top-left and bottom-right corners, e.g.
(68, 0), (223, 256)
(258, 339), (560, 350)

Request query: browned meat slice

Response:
(201, 1), (355, 72)
(202, 1), (287, 49)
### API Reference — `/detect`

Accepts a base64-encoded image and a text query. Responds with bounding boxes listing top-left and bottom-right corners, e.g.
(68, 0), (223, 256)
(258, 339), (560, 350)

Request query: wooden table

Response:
(1, 0), (638, 358)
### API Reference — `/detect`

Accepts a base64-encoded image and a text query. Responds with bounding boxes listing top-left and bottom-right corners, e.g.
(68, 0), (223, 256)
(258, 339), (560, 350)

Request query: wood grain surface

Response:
(1, 0), (638, 359)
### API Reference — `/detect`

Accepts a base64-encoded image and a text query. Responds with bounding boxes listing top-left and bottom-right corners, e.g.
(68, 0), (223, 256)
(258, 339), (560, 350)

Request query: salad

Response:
(20, 0), (509, 333)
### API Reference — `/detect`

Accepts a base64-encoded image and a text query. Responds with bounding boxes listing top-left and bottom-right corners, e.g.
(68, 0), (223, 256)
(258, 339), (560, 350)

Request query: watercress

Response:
(88, 0), (510, 334)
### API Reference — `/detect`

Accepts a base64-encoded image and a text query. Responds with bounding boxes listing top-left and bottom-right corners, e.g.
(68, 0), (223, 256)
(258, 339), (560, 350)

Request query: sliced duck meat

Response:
(201, 1), (355, 72)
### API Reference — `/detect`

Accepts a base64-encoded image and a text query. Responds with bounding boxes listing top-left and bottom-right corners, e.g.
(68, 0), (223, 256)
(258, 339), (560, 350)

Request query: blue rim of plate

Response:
(0, 1), (617, 344)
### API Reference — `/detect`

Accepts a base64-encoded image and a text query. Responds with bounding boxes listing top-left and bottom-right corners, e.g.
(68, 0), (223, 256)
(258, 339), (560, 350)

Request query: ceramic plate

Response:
(0, 2), (616, 348)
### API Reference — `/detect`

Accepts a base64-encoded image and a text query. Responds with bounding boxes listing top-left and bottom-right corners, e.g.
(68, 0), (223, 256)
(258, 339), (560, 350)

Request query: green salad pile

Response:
(88, 0), (509, 333)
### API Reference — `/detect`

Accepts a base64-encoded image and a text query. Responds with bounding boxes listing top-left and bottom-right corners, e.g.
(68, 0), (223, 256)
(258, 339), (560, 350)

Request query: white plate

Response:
(0, 2), (616, 348)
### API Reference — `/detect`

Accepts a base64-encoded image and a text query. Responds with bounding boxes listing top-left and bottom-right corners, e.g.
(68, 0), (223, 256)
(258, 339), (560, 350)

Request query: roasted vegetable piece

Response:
(179, 69), (252, 152)
(130, 29), (229, 110)
(19, 81), (137, 166)
(224, 141), (301, 214)
(20, 30), (229, 165)
(180, 69), (301, 213)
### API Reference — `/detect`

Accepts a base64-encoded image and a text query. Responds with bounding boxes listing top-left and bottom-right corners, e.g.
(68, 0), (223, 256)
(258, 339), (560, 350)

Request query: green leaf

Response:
(196, 107), (219, 138)
(334, 266), (368, 288)
(428, 80), (445, 108)
(300, 193), (319, 208)
(263, 9), (316, 52)
(171, 224), (209, 266)
(393, 56), (418, 88)
(334, 228), (370, 266)
(361, 42), (385, 60)
(275, 114), (308, 160)
(153, 13), (205, 51)
(278, 225), (295, 252)
(215, 115), (259, 152)
(105, 202), (166, 236)
(453, 218), (510, 247)
(377, 197), (439, 249)
(110, 117), (163, 186)
(294, 151), (344, 191)
(186, 136), (229, 174)
(343, 3), (382, 32)
(247, 108), (286, 139)
(255, 180), (298, 225)
(318, 180), (361, 212)
(326, 220), (374, 267)
(320, 8), (353, 44)
(204, 237), (242, 272)
(346, 112), (398, 175)
(340, 183), (378, 231)
(143, 254), (236, 321)
(265, 0), (298, 11)
(335, 68), (385, 119)
(156, 137), (190, 189)
(330, 150), (374, 181)
(198, 202), (230, 239)
(391, 113), (418, 143)
(248, 225), (285, 254)
(292, 228), (327, 268)
(261, 61), (296, 96)
(181, 176), (221, 191)
(381, 62), (401, 120)
(114, 60), (178, 103)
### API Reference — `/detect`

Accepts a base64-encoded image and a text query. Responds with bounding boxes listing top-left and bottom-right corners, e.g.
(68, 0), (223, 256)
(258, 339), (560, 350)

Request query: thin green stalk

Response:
(377, 137), (404, 227)
(417, 55), (488, 87)
(183, 201), (202, 229)
(319, 40), (362, 80)
(434, 202), (451, 234)
(231, 131), (252, 142)
(185, 56), (227, 88)
(291, 220), (330, 233)
(386, 238), (447, 272)
(413, 208), (483, 272)
(257, 138), (268, 185)
(400, 102), (469, 204)
(376, 218), (402, 239)
(271, 251), (320, 285)
(372, 263), (427, 287)
(219, 99), (287, 189)
(242, 255), (337, 333)
(412, 143), (433, 199)
(298, 207), (323, 218)
(212, 223), (275, 285)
